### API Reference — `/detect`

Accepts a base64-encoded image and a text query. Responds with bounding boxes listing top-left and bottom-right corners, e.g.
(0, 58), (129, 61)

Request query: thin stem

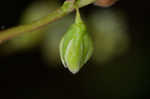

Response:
(0, 0), (96, 44)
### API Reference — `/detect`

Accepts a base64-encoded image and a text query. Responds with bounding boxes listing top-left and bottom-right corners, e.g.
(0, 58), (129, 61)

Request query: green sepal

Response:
(59, 8), (93, 74)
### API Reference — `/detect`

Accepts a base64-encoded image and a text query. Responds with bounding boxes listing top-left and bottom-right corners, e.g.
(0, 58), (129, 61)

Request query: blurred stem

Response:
(0, 0), (96, 44)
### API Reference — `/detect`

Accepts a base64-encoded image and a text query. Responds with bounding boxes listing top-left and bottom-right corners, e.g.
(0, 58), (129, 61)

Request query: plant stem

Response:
(0, 0), (96, 44)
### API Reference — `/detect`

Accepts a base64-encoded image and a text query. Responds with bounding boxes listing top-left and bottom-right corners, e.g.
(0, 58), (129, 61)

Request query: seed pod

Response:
(59, 9), (93, 74)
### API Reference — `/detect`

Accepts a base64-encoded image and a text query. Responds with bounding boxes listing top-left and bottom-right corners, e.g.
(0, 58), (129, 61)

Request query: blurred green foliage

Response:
(88, 8), (129, 63)
(3, 0), (60, 53)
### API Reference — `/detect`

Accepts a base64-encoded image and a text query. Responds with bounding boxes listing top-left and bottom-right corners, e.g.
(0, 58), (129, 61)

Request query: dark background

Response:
(0, 0), (150, 99)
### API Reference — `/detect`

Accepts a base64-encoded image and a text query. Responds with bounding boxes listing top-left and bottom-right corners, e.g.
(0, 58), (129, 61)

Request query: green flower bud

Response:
(59, 9), (93, 74)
